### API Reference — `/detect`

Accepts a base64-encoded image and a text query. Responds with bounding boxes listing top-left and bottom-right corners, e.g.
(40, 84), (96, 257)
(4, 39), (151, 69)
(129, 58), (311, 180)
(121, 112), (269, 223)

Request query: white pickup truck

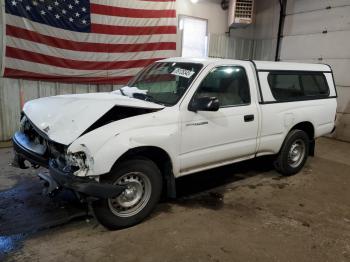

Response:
(12, 57), (337, 229)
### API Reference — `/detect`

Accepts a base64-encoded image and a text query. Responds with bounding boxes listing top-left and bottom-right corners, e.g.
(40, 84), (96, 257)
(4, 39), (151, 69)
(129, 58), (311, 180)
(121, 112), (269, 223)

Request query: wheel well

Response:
(290, 122), (314, 140)
(112, 146), (176, 198)
(290, 121), (315, 156)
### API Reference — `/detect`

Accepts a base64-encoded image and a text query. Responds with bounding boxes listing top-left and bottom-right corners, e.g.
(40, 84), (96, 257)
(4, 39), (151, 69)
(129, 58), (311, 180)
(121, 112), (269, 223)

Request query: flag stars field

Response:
(4, 0), (177, 84)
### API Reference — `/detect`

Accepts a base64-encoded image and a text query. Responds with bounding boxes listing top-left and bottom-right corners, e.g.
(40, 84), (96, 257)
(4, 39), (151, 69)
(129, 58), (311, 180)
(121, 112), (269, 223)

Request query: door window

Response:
(193, 66), (251, 107)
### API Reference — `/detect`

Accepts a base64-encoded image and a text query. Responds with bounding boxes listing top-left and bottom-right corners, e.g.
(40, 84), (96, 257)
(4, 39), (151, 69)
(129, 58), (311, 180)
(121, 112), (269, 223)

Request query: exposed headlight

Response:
(66, 151), (94, 177)
(67, 152), (87, 168)
(66, 142), (95, 177)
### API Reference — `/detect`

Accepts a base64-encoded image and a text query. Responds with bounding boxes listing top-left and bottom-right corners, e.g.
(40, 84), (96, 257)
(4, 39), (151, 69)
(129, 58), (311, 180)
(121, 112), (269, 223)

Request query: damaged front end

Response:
(12, 115), (125, 199)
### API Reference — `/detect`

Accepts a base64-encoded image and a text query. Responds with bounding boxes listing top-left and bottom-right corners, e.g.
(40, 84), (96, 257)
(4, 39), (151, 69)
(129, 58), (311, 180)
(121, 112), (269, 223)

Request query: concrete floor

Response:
(1, 138), (350, 262)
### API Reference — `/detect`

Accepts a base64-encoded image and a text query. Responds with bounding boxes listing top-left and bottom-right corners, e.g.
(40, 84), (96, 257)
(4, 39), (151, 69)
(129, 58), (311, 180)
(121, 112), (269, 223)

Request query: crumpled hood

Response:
(23, 92), (164, 145)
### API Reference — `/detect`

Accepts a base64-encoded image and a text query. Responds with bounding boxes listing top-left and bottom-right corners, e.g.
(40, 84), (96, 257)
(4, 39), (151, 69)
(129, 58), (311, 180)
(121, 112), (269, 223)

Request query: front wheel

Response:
(92, 159), (162, 229)
(274, 129), (310, 176)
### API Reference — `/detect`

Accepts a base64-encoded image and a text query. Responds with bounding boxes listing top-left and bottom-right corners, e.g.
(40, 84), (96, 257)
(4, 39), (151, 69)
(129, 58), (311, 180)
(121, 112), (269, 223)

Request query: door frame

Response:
(178, 61), (260, 176)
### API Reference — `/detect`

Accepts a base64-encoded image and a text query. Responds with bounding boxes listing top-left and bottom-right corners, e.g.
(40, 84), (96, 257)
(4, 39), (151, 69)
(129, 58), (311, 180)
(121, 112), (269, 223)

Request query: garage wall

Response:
(209, 35), (255, 59)
(209, 0), (279, 61)
(0, 3), (3, 75)
(280, 0), (350, 141)
(176, 0), (228, 57)
(228, 0), (280, 61)
(0, 80), (120, 142)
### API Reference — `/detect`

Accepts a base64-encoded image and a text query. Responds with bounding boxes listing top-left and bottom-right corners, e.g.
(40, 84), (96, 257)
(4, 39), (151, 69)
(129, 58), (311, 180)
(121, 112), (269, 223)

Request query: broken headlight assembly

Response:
(19, 115), (31, 133)
(65, 151), (92, 177)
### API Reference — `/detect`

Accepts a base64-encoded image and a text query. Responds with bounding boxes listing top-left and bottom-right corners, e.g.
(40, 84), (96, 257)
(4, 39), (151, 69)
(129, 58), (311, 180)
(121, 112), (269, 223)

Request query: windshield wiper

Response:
(132, 93), (169, 106)
(119, 87), (127, 96)
(132, 93), (155, 102)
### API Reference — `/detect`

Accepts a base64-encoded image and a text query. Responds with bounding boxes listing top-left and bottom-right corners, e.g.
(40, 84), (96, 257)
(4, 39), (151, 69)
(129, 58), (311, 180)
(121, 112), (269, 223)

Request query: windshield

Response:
(125, 62), (203, 106)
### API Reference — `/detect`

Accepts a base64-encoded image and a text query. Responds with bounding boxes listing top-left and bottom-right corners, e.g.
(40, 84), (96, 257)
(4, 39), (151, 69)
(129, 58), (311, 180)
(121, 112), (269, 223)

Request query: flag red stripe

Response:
(91, 23), (176, 35)
(91, 3), (176, 18)
(4, 68), (133, 84)
(6, 25), (176, 53)
(6, 46), (164, 70)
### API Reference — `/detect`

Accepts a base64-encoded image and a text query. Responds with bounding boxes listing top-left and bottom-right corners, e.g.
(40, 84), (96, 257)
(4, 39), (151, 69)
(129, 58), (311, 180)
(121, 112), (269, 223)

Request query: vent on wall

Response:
(228, 0), (254, 28)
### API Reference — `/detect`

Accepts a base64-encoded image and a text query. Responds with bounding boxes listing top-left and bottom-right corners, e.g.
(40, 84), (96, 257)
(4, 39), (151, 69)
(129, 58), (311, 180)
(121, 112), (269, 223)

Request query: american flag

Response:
(3, 0), (177, 84)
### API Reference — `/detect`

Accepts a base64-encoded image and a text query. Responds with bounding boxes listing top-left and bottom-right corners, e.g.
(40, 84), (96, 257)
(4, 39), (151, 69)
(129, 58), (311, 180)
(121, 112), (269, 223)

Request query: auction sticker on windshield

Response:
(171, 68), (195, 79)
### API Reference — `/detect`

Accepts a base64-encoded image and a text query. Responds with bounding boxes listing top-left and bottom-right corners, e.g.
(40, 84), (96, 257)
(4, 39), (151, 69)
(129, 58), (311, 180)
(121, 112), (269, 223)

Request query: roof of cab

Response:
(159, 57), (331, 72)
(159, 57), (224, 66)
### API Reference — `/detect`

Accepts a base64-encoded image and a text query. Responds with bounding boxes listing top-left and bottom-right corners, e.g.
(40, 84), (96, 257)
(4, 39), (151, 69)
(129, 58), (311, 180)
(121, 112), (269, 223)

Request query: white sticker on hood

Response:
(171, 68), (195, 79)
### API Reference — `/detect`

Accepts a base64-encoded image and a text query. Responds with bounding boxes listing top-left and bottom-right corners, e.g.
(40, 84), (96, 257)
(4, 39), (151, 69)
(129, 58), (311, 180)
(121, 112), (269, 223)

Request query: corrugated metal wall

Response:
(208, 0), (278, 61)
(0, 78), (121, 141)
(208, 34), (276, 61)
(280, 0), (350, 141)
(208, 34), (254, 59)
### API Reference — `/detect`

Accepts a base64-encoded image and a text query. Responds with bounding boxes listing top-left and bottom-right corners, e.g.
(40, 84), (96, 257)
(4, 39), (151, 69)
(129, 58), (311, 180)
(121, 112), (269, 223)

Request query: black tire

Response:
(92, 159), (162, 230)
(274, 129), (310, 176)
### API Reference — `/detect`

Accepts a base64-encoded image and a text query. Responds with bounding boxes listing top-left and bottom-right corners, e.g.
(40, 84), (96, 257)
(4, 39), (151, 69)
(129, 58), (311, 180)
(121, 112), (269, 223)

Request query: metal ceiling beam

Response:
(275, 0), (287, 61)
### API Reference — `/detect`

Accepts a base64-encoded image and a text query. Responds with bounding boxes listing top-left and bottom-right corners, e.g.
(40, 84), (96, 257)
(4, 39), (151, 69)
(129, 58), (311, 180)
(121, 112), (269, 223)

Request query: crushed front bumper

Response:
(48, 160), (125, 198)
(12, 131), (125, 199)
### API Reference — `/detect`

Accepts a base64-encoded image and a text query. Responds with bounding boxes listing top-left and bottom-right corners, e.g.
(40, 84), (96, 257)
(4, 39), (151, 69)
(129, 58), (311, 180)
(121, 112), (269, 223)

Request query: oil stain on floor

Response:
(0, 173), (88, 260)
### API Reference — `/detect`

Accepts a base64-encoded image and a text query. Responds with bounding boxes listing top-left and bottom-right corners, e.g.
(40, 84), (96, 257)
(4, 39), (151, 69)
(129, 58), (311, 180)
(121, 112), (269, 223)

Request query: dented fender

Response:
(68, 107), (181, 177)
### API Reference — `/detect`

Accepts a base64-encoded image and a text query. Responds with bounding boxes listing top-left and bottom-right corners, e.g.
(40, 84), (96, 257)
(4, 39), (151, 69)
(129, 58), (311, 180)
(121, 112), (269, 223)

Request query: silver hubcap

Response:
(108, 172), (151, 218)
(288, 139), (306, 168)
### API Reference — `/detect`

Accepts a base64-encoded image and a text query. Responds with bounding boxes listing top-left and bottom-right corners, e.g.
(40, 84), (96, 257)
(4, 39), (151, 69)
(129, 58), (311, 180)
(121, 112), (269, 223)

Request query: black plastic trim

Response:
(259, 96), (337, 105)
(257, 69), (332, 73)
(244, 114), (255, 122)
(275, 0), (287, 61)
(49, 160), (125, 199)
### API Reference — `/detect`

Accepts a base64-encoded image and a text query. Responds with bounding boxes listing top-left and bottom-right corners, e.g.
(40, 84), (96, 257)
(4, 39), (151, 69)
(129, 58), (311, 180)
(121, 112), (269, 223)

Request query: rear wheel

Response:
(274, 129), (309, 176)
(92, 159), (162, 229)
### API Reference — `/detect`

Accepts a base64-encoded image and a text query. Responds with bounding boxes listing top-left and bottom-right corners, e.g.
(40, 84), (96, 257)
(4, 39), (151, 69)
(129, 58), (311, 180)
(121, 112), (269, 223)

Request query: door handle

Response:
(244, 114), (254, 122)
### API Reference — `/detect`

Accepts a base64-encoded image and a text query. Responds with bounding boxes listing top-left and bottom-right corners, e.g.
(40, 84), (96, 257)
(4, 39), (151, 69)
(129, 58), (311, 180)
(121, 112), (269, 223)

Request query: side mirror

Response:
(189, 96), (220, 112)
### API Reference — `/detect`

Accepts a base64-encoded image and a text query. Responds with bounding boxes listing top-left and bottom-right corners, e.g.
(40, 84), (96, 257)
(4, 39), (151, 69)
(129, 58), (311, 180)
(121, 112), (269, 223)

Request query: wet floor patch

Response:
(0, 234), (25, 261)
(176, 191), (225, 210)
(167, 157), (282, 211)
(0, 175), (88, 236)
(175, 156), (275, 198)
(0, 175), (88, 259)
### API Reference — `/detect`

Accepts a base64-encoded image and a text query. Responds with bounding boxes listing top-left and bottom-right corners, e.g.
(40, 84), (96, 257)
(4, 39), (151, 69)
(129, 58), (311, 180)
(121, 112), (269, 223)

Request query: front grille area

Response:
(21, 115), (67, 160)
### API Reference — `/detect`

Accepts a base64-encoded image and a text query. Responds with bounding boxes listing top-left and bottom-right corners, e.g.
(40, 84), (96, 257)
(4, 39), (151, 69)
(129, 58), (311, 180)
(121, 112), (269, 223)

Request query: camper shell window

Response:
(267, 71), (330, 101)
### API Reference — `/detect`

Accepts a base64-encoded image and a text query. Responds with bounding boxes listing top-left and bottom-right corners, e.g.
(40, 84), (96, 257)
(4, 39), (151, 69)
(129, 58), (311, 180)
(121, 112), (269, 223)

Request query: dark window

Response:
(268, 72), (329, 101)
(194, 66), (251, 107)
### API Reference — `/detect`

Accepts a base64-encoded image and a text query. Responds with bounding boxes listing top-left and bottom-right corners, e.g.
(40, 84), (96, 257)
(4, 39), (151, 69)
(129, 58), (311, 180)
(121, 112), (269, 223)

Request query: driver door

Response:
(179, 65), (259, 174)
